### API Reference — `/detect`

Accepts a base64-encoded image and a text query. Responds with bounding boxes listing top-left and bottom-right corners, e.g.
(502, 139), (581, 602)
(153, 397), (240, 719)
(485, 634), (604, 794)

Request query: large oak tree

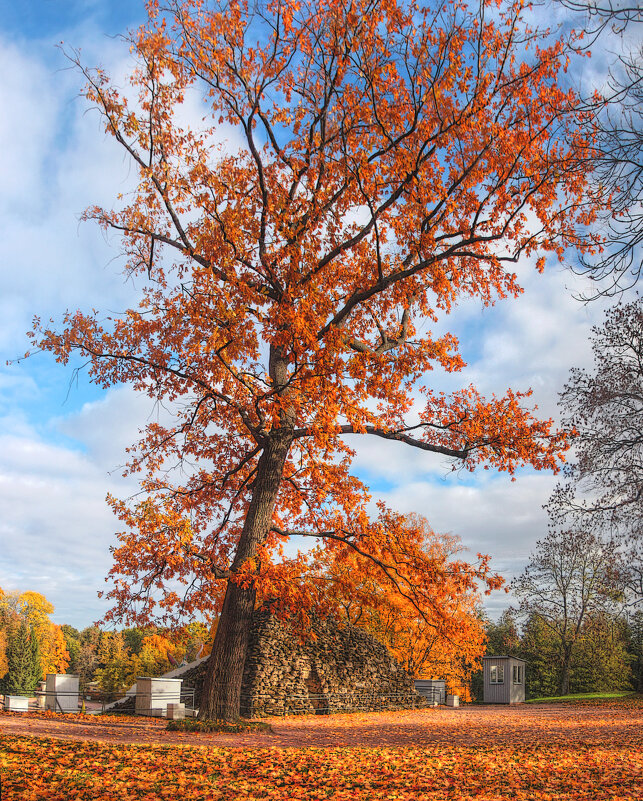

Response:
(35, 0), (605, 718)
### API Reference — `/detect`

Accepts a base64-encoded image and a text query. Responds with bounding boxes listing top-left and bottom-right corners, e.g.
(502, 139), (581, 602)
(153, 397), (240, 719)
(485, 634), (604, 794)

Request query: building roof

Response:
(482, 655), (527, 662)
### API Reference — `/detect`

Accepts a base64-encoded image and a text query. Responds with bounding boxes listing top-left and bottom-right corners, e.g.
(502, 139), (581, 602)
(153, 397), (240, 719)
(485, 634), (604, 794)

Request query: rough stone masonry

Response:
(181, 610), (426, 717)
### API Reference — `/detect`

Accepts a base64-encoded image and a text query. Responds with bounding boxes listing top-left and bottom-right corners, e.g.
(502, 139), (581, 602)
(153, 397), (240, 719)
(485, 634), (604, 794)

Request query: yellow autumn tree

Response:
(0, 588), (69, 678)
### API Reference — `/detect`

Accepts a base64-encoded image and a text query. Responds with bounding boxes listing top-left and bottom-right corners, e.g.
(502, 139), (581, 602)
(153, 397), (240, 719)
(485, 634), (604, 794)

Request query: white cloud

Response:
(0, 410), (131, 627)
(0, 37), (139, 354)
(0, 31), (245, 355)
(56, 386), (160, 468)
(378, 470), (556, 617)
(0, 42), (59, 216)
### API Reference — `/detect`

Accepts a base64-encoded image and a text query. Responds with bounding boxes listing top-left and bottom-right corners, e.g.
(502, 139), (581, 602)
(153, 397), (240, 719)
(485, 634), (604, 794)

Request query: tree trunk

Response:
(199, 347), (294, 720)
(198, 578), (257, 720)
(559, 647), (572, 696)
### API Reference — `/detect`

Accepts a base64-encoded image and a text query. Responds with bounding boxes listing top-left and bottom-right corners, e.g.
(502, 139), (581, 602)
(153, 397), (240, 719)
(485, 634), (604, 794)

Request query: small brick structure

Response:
(181, 611), (426, 717)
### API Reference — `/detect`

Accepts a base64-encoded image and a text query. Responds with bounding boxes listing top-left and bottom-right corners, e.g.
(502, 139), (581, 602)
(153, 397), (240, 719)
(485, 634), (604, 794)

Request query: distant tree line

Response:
(475, 604), (638, 700)
(510, 528), (640, 697)
(0, 586), (213, 698)
(471, 525), (641, 700)
(60, 622), (212, 697)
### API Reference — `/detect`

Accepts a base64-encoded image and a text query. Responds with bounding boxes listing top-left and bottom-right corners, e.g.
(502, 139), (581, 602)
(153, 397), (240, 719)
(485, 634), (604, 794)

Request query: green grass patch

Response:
(526, 691), (638, 703)
(165, 717), (272, 734)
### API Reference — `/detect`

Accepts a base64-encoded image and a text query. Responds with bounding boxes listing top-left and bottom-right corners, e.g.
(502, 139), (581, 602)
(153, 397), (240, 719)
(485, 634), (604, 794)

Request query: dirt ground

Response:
(1, 702), (640, 749)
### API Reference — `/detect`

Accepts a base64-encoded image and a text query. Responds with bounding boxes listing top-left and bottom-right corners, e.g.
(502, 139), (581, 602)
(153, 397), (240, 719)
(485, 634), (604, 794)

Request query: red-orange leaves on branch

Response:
(335, 386), (568, 475)
(33, 0), (605, 718)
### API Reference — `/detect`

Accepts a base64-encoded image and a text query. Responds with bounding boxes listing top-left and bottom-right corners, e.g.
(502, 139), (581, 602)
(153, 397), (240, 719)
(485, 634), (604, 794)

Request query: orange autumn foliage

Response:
(263, 515), (487, 694)
(350, 531), (485, 702)
(31, 0), (607, 716)
(137, 625), (213, 670)
(38, 625), (70, 679)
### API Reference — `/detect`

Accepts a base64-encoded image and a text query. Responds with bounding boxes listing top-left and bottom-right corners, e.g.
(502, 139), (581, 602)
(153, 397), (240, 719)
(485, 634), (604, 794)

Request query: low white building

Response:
(4, 695), (29, 712)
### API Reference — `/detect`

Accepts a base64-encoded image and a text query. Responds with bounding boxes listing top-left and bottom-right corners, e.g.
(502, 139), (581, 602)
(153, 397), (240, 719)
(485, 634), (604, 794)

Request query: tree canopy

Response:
(33, 0), (607, 718)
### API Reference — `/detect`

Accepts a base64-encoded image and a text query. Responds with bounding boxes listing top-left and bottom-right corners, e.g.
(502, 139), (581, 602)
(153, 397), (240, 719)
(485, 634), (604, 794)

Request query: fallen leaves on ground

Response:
(267, 699), (643, 748)
(1, 735), (641, 800)
(1, 701), (641, 799)
(2, 699), (642, 748)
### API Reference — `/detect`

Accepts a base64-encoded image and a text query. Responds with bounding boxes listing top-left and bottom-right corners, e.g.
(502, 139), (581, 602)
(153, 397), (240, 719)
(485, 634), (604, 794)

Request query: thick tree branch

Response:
(291, 422), (468, 459)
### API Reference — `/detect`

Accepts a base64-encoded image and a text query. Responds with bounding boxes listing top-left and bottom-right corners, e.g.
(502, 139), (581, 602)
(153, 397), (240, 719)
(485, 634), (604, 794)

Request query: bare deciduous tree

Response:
(549, 299), (643, 540)
(574, 51), (643, 296)
(512, 528), (620, 694)
(554, 0), (642, 296)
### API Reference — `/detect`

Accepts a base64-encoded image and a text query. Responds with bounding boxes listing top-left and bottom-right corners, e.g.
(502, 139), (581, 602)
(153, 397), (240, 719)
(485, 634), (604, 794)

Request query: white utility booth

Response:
(45, 674), (80, 713)
(135, 677), (183, 716)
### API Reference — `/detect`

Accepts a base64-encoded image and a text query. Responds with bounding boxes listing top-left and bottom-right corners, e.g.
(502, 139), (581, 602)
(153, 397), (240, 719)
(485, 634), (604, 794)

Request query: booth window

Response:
(490, 665), (504, 684)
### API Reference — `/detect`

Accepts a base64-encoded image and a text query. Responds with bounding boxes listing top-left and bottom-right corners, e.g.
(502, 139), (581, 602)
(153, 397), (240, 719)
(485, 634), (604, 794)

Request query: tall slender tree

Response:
(33, 0), (607, 718)
(2, 622), (42, 697)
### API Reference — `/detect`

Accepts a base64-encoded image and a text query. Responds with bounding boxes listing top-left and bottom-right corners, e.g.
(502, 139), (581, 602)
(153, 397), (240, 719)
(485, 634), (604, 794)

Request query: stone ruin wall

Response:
(238, 611), (425, 717)
(177, 611), (426, 717)
(110, 610), (425, 717)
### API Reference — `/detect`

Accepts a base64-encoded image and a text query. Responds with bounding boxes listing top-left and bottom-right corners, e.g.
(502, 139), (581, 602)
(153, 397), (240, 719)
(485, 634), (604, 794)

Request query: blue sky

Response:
(0, 0), (141, 39)
(0, 0), (628, 629)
